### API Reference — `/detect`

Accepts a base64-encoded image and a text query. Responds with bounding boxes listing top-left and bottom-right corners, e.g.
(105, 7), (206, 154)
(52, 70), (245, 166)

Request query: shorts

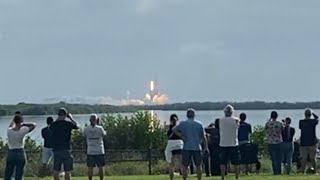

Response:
(220, 146), (240, 165)
(53, 150), (74, 172)
(300, 145), (317, 161)
(172, 149), (182, 155)
(42, 147), (54, 165)
(87, 155), (106, 167)
(182, 150), (202, 167)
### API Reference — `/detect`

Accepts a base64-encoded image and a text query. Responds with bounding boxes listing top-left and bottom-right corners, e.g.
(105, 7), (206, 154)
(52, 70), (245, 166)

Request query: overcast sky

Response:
(0, 0), (320, 104)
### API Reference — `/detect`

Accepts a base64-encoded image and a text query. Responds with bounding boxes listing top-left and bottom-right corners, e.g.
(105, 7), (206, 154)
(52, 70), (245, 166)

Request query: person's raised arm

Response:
(67, 113), (80, 129)
(8, 120), (14, 128)
(172, 124), (184, 140)
(101, 127), (107, 136)
(22, 122), (36, 132)
(313, 112), (319, 120)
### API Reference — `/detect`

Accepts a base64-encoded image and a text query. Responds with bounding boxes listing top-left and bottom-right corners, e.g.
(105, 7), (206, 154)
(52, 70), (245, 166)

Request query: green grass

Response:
(24, 175), (320, 180)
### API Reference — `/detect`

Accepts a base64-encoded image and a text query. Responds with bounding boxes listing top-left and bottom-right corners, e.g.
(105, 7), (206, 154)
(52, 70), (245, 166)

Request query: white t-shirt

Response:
(219, 116), (239, 147)
(83, 125), (106, 155)
(7, 126), (30, 149)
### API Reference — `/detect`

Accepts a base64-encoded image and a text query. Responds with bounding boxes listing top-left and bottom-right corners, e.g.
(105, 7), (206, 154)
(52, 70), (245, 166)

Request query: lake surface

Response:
(0, 109), (319, 144)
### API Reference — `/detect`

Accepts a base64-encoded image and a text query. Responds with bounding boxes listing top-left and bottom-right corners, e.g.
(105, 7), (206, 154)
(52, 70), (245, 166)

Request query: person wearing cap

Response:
(219, 105), (240, 180)
(50, 108), (79, 180)
(299, 108), (319, 174)
(173, 108), (209, 180)
(83, 114), (106, 180)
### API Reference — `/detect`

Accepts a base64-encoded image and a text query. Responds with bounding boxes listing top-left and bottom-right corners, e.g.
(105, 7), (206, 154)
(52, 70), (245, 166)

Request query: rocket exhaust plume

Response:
(145, 80), (168, 105)
(150, 81), (155, 91)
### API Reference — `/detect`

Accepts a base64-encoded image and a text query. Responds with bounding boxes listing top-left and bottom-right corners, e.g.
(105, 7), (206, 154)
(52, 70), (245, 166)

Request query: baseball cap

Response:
(58, 107), (68, 116)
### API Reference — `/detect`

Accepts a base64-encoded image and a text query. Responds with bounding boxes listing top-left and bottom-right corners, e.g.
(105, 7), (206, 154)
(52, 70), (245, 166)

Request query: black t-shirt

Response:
(41, 126), (54, 148)
(205, 128), (220, 148)
(299, 119), (318, 146)
(50, 120), (78, 151)
(167, 125), (181, 140)
(282, 126), (295, 143)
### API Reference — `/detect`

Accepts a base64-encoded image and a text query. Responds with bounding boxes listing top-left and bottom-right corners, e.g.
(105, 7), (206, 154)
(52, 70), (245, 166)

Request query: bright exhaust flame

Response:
(145, 80), (168, 105)
(150, 81), (154, 91)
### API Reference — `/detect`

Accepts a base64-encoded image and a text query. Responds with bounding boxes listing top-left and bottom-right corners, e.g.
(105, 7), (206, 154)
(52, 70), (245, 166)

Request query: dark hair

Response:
(240, 113), (246, 121)
(270, 111), (278, 120)
(170, 114), (178, 126)
(186, 108), (195, 119)
(15, 111), (22, 115)
(305, 109), (312, 118)
(47, 117), (54, 125)
(97, 117), (100, 125)
(214, 118), (220, 129)
(13, 115), (23, 124)
(285, 117), (291, 124)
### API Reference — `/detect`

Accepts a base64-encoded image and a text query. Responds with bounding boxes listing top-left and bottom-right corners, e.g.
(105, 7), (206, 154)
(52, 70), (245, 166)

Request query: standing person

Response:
(83, 114), (107, 180)
(165, 114), (183, 180)
(206, 119), (223, 176)
(238, 113), (252, 175)
(4, 115), (36, 180)
(219, 105), (240, 180)
(173, 109), (209, 180)
(265, 111), (283, 175)
(40, 117), (54, 177)
(299, 109), (319, 174)
(50, 108), (79, 180)
(281, 117), (295, 175)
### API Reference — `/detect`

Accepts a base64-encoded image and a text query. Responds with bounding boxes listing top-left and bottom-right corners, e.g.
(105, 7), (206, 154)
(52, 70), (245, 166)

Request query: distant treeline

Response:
(1, 101), (320, 116)
(0, 102), (140, 116)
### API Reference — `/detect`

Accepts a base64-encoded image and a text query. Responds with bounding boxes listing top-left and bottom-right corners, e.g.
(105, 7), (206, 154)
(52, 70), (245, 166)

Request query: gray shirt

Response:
(83, 125), (106, 155)
(173, 119), (205, 151)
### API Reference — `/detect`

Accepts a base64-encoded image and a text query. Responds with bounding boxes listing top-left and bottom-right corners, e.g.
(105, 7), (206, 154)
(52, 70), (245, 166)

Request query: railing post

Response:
(148, 147), (152, 175)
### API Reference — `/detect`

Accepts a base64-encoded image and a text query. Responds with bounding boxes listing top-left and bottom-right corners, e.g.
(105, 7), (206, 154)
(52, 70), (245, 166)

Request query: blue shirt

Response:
(238, 121), (252, 142)
(173, 119), (205, 151)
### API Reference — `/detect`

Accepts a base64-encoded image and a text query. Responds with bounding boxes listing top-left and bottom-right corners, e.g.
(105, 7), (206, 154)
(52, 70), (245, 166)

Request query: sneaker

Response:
(59, 172), (65, 178)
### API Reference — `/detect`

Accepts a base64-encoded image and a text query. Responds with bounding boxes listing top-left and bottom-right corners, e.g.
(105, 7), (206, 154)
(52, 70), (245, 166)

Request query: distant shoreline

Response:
(1, 101), (320, 116)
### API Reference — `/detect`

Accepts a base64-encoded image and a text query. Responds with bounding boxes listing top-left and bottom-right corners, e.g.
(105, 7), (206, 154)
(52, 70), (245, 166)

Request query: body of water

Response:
(0, 109), (319, 144)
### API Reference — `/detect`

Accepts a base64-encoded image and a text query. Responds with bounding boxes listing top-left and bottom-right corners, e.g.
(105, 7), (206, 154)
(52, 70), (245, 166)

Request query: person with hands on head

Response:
(173, 108), (209, 180)
(4, 114), (36, 180)
(50, 108), (79, 180)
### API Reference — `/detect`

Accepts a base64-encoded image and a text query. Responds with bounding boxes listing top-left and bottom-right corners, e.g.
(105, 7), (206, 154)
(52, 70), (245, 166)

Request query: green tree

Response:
(251, 125), (267, 155)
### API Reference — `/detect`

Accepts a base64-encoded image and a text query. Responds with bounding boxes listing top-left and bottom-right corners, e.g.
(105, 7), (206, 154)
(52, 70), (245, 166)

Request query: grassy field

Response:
(24, 175), (320, 180)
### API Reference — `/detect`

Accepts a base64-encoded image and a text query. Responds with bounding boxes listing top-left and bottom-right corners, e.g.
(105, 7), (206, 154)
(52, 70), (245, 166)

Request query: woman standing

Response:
(265, 111), (283, 175)
(281, 117), (295, 175)
(4, 115), (36, 180)
(165, 114), (183, 180)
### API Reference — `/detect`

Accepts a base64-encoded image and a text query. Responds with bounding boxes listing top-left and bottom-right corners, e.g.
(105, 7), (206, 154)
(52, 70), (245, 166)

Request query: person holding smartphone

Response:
(299, 109), (319, 174)
(50, 108), (79, 180)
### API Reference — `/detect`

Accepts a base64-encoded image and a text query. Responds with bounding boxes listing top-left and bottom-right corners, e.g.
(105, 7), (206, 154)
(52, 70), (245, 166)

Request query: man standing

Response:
(219, 105), (240, 180)
(40, 117), (54, 177)
(173, 109), (209, 180)
(50, 108), (79, 180)
(238, 113), (252, 175)
(299, 108), (319, 174)
(83, 114), (106, 180)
